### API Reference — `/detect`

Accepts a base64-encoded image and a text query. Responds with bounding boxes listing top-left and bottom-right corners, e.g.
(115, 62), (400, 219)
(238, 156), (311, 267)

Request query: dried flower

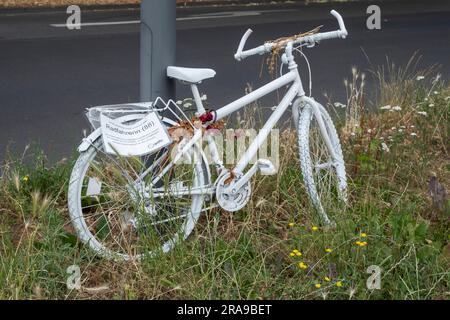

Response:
(334, 102), (346, 108)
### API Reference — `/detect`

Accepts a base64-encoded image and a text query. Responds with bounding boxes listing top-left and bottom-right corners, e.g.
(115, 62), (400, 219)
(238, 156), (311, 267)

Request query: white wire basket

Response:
(84, 97), (194, 131)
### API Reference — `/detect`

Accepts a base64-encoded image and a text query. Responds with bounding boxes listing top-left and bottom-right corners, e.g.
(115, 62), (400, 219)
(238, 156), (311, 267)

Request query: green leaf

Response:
(414, 222), (428, 242)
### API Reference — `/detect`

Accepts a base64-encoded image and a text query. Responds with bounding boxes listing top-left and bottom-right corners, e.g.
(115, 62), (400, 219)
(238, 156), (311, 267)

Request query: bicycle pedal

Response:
(257, 159), (276, 176)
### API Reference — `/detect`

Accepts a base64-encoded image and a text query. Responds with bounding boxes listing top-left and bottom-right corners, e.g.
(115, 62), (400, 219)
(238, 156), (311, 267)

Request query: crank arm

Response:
(226, 159), (276, 194)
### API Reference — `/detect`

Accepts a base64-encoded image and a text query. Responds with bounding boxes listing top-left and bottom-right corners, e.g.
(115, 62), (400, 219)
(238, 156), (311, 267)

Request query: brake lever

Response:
(306, 41), (318, 48)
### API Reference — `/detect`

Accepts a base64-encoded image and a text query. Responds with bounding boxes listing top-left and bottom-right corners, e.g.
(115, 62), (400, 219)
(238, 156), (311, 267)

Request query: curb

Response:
(0, 0), (309, 14)
(177, 0), (304, 7)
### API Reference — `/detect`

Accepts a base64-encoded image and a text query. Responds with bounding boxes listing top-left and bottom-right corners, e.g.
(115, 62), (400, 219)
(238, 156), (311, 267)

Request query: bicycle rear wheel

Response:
(68, 118), (208, 261)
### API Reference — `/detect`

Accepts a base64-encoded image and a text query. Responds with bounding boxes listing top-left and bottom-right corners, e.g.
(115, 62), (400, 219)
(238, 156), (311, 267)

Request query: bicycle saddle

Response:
(167, 66), (216, 84)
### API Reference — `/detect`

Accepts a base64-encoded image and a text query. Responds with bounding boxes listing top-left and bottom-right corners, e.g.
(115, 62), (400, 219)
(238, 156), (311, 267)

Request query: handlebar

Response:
(235, 29), (253, 60)
(234, 9), (348, 61)
(330, 9), (347, 36)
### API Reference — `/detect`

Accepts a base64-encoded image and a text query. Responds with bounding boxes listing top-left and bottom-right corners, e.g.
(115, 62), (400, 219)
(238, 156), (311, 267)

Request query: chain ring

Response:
(216, 172), (251, 212)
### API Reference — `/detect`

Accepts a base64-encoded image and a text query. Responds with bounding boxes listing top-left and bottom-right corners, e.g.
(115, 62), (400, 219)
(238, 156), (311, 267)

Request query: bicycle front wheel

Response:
(68, 119), (208, 261)
(297, 102), (347, 225)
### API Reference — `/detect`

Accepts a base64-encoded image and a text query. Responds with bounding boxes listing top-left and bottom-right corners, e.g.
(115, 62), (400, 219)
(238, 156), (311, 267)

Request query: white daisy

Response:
(334, 102), (347, 108)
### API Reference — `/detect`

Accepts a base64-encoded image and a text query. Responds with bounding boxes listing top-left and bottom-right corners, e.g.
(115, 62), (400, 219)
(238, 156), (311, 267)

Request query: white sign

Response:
(100, 112), (172, 156)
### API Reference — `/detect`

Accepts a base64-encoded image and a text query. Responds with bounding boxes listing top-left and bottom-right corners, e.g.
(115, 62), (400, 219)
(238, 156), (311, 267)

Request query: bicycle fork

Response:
(294, 95), (342, 166)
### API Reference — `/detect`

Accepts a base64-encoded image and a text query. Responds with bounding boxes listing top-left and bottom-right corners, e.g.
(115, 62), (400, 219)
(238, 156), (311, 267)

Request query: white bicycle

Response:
(68, 10), (349, 260)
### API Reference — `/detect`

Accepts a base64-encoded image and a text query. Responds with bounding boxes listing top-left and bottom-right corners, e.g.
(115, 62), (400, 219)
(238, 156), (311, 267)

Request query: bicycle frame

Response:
(132, 53), (340, 199)
(146, 10), (349, 192)
(214, 69), (302, 174)
(188, 59), (339, 178)
(152, 17), (348, 193)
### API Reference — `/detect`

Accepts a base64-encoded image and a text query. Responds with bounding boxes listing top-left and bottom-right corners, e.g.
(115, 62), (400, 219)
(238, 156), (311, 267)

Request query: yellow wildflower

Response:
(361, 232), (367, 238)
(355, 241), (361, 246)
(295, 251), (302, 257)
(22, 175), (29, 182)
(298, 262), (307, 269)
(288, 222), (295, 227)
(360, 241), (368, 247)
(289, 252), (295, 257)
(311, 226), (318, 232)
(314, 283), (321, 289)
(336, 281), (343, 287)
(324, 277), (331, 282)
(325, 248), (333, 253)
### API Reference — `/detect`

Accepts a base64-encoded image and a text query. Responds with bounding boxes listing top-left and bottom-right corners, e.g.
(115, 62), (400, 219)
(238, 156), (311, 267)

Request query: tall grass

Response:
(0, 57), (448, 299)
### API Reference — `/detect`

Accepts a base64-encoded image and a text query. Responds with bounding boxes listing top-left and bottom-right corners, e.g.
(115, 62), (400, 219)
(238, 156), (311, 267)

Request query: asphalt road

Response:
(1, 0), (449, 161)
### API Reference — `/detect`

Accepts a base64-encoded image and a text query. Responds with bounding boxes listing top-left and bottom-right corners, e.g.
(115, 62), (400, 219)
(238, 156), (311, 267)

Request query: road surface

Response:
(0, 0), (449, 161)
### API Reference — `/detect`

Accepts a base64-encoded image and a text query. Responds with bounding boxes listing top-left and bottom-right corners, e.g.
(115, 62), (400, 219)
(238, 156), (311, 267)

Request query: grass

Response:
(0, 58), (449, 299)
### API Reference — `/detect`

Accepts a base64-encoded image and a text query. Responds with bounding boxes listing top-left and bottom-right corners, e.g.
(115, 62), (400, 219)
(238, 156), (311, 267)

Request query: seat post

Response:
(190, 83), (206, 116)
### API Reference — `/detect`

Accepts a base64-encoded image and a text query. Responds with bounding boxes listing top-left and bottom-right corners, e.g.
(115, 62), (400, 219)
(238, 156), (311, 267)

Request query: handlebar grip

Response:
(235, 29), (253, 61)
(330, 10), (348, 38)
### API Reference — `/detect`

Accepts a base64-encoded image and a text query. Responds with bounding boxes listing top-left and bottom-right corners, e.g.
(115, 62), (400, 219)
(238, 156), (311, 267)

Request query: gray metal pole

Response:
(140, 0), (176, 102)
